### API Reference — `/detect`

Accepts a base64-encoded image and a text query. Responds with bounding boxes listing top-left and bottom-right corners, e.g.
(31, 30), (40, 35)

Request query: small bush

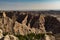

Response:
(15, 33), (45, 40)
(35, 34), (45, 39)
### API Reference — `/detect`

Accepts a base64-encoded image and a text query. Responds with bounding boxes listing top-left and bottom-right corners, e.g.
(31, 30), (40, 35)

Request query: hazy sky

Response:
(0, 0), (60, 10)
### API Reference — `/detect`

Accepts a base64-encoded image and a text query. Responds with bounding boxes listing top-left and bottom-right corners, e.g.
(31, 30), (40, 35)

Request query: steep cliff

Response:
(0, 11), (60, 40)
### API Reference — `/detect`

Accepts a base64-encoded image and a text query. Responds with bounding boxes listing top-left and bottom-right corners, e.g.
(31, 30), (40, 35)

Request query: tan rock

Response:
(45, 34), (55, 40)
(45, 34), (51, 40)
(22, 15), (28, 25)
(3, 12), (6, 18)
(31, 28), (36, 33)
(4, 35), (19, 40)
(4, 35), (10, 40)
(9, 35), (19, 40)
(39, 15), (46, 33)
(0, 29), (4, 39)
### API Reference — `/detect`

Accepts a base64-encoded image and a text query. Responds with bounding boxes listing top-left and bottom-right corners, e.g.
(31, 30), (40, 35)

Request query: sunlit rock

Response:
(22, 15), (28, 25)
(39, 15), (46, 33)
(3, 12), (6, 18)
(9, 35), (19, 40)
(0, 29), (4, 39)
(4, 35), (10, 40)
(4, 35), (19, 40)
(45, 34), (51, 40)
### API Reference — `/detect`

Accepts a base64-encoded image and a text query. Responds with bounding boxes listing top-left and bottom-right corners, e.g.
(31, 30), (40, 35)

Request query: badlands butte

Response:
(0, 11), (60, 40)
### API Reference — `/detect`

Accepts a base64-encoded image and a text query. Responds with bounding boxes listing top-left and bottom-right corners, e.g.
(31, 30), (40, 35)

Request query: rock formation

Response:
(0, 29), (19, 40)
(0, 29), (4, 39)
(0, 11), (59, 40)
(4, 34), (19, 40)
(4, 35), (10, 40)
(22, 14), (28, 25)
(39, 14), (46, 34)
(45, 34), (55, 40)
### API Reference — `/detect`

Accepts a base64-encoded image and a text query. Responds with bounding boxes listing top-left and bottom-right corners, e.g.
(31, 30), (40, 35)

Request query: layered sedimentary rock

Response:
(1, 11), (60, 40)
(0, 12), (45, 35)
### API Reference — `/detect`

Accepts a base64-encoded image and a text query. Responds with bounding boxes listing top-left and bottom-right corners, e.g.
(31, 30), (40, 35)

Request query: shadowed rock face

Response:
(26, 14), (32, 26)
(44, 16), (60, 34)
(30, 15), (40, 28)
(6, 12), (27, 24)
(16, 14), (27, 23)
(6, 12), (14, 18)
(0, 13), (3, 18)
(6, 12), (40, 28)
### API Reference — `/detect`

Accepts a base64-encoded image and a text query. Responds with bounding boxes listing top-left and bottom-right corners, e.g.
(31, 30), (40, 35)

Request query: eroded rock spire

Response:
(39, 14), (46, 33)
(22, 14), (28, 25)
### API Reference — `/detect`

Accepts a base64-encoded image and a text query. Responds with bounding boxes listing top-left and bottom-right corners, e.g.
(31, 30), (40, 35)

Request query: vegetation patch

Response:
(15, 33), (45, 40)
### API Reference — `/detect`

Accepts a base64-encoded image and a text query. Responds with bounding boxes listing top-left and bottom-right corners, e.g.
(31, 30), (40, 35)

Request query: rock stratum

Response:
(0, 11), (60, 40)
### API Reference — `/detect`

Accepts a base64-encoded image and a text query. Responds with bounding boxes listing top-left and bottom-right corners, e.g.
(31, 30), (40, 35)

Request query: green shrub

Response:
(26, 33), (35, 40)
(15, 33), (45, 40)
(35, 34), (45, 39)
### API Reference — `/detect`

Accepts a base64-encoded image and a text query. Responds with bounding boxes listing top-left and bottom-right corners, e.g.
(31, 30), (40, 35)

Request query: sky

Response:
(0, 0), (60, 10)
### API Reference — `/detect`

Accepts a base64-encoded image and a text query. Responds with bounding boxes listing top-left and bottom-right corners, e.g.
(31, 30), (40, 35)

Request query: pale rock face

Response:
(45, 34), (55, 40)
(40, 15), (45, 23)
(0, 34), (3, 39)
(45, 34), (51, 40)
(0, 29), (3, 34)
(14, 21), (30, 35)
(0, 29), (4, 39)
(48, 34), (55, 40)
(14, 21), (46, 35)
(3, 12), (6, 18)
(14, 21), (24, 35)
(28, 23), (30, 27)
(21, 24), (29, 35)
(9, 35), (19, 40)
(13, 14), (47, 35)
(4, 35), (19, 40)
(39, 15), (46, 33)
(4, 35), (10, 40)
(31, 28), (36, 33)
(22, 15), (28, 25)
